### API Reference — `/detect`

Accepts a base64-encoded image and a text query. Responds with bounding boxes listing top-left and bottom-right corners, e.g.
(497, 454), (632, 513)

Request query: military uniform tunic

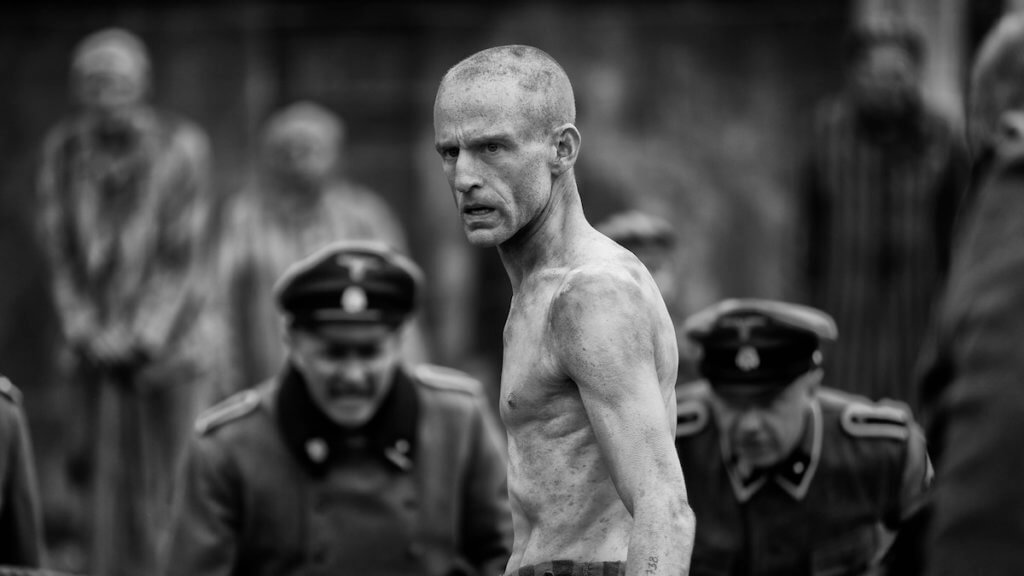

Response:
(675, 384), (930, 576)
(0, 377), (44, 567)
(165, 364), (511, 576)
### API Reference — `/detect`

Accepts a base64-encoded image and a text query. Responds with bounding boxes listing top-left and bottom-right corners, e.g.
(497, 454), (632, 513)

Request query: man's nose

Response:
(735, 408), (765, 433)
(453, 151), (482, 194)
(333, 358), (367, 386)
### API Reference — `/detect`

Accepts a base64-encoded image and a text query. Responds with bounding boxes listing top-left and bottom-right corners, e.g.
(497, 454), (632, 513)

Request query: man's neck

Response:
(497, 175), (587, 291)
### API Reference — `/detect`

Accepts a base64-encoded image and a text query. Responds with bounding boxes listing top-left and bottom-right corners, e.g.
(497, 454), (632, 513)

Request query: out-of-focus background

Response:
(0, 0), (1007, 569)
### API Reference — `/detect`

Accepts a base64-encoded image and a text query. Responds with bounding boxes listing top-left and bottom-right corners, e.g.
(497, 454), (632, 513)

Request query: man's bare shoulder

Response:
(551, 260), (645, 313)
(547, 251), (660, 353)
(549, 239), (656, 317)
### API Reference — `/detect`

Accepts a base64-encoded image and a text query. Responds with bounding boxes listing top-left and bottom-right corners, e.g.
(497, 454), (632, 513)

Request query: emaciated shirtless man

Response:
(433, 45), (696, 576)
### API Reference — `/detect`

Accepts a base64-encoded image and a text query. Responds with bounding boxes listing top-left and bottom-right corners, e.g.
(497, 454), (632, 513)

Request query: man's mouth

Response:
(736, 437), (770, 454)
(462, 205), (494, 217)
(326, 385), (371, 401)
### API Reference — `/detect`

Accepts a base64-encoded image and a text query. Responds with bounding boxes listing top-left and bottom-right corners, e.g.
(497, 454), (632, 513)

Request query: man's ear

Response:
(551, 123), (581, 176)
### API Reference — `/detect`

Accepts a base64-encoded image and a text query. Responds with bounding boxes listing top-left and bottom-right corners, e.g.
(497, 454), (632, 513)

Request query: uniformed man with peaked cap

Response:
(674, 298), (931, 576)
(164, 240), (511, 576)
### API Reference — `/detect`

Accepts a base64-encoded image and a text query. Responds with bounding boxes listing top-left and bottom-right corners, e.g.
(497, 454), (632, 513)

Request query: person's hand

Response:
(77, 326), (149, 372)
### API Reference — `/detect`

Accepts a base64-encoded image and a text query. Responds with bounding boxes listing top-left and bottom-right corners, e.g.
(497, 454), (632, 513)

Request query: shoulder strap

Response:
(413, 364), (481, 396)
(840, 400), (910, 441)
(196, 389), (261, 435)
(676, 397), (709, 437)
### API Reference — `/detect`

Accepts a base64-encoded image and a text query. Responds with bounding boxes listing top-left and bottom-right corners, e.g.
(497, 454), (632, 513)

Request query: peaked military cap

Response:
(683, 298), (838, 387)
(274, 240), (423, 328)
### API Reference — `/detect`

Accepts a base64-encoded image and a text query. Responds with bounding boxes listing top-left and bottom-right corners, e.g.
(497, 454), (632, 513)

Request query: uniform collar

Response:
(722, 397), (822, 503)
(275, 364), (419, 476)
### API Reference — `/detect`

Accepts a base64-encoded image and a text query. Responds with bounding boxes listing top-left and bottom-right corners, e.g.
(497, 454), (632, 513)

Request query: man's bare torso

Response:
(499, 233), (679, 571)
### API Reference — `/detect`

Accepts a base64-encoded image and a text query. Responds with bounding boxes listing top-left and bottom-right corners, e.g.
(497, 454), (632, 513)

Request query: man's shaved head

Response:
(437, 45), (576, 136)
(433, 45), (583, 248)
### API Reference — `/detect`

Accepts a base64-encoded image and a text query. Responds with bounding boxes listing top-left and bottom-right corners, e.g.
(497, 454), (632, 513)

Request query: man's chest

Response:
(498, 289), (569, 427)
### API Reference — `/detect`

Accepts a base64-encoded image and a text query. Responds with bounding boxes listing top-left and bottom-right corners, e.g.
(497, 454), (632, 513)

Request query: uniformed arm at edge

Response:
(457, 375), (512, 576)
(163, 417), (243, 576)
(896, 417), (933, 525)
(0, 377), (46, 567)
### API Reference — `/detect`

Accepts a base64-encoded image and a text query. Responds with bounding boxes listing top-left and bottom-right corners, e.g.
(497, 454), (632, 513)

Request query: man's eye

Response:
(484, 143), (500, 153)
(442, 147), (459, 159)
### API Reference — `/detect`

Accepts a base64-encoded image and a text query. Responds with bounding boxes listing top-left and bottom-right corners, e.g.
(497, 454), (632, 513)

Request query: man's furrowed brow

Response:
(465, 131), (516, 147)
(435, 130), (515, 153)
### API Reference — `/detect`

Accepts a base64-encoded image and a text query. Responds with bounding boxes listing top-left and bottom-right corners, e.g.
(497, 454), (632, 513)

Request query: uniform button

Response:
(792, 461), (805, 474)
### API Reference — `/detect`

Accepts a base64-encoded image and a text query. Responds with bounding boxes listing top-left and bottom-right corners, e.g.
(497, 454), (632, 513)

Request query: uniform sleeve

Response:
(923, 154), (1024, 576)
(896, 420), (933, 524)
(0, 402), (45, 567)
(459, 394), (511, 576)
(163, 436), (240, 576)
(132, 122), (213, 357)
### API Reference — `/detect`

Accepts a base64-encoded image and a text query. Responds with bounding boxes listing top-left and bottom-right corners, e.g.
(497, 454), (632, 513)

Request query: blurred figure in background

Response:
(36, 28), (212, 576)
(916, 11), (1024, 575)
(165, 241), (511, 576)
(595, 210), (680, 313)
(797, 19), (969, 412)
(0, 375), (45, 569)
(677, 299), (931, 576)
(595, 209), (702, 384)
(217, 101), (416, 400)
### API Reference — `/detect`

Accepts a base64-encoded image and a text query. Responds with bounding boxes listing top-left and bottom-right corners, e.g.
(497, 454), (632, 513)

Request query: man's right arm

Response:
(163, 437), (239, 576)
